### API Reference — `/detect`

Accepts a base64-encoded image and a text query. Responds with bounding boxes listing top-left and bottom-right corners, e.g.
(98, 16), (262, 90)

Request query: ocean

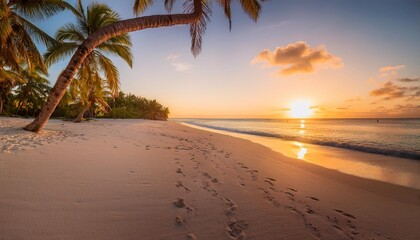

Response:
(175, 118), (420, 160)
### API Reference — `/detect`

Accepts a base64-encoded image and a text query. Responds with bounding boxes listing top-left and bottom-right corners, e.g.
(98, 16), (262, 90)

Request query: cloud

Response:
(166, 54), (192, 72)
(378, 65), (405, 79)
(345, 97), (361, 103)
(370, 82), (420, 101)
(385, 104), (420, 115)
(336, 107), (348, 110)
(252, 41), (342, 76)
(370, 82), (406, 100)
(398, 77), (419, 83)
(379, 65), (405, 73)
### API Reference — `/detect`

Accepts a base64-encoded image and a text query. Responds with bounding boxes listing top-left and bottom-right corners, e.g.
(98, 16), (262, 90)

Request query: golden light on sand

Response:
(294, 142), (308, 159)
(290, 100), (313, 118)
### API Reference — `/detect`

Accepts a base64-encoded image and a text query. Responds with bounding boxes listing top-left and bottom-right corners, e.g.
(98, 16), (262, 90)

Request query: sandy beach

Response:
(0, 117), (419, 240)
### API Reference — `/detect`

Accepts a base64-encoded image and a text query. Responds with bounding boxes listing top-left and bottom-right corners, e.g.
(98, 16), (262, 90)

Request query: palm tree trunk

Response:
(73, 102), (92, 123)
(23, 0), (203, 133)
(0, 95), (3, 115)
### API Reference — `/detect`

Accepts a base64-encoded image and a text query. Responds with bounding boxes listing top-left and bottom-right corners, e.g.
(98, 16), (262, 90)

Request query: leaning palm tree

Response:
(24, 0), (266, 132)
(44, 0), (133, 122)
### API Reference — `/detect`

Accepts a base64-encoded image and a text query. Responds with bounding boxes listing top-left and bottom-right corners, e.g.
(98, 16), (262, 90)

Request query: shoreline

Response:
(181, 122), (420, 190)
(173, 119), (420, 161)
(1, 118), (419, 239)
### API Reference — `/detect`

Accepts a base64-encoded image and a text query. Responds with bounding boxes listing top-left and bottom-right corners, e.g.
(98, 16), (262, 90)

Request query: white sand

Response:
(0, 117), (419, 240)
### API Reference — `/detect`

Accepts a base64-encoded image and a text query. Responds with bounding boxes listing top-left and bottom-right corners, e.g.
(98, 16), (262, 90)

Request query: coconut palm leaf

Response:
(13, 13), (58, 46)
(11, 0), (69, 20)
(44, 42), (79, 67)
(133, 0), (155, 15)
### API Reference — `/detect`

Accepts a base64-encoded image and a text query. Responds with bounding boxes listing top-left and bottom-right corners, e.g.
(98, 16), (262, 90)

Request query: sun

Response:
(290, 100), (313, 118)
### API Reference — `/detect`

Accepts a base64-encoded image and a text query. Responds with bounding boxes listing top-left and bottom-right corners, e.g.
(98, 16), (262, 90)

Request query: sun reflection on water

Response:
(294, 142), (308, 159)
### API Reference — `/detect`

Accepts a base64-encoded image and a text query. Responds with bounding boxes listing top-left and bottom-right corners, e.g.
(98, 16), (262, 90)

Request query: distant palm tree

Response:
(14, 67), (50, 116)
(145, 99), (169, 120)
(44, 0), (133, 122)
(25, 0), (266, 132)
(0, 69), (24, 114)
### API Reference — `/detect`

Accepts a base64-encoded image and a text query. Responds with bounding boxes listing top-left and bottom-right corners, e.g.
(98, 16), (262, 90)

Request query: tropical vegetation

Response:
(44, 0), (133, 122)
(0, 0), (70, 115)
(1, 89), (170, 121)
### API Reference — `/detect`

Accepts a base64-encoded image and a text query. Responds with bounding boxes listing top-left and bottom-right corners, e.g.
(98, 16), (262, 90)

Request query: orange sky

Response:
(42, 0), (420, 118)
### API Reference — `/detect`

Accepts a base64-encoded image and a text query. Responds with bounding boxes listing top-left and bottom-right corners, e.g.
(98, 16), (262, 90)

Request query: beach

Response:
(0, 117), (419, 240)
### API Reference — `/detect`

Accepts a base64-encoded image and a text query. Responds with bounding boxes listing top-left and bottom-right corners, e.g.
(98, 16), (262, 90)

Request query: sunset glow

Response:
(290, 100), (313, 118)
(34, 0), (419, 119)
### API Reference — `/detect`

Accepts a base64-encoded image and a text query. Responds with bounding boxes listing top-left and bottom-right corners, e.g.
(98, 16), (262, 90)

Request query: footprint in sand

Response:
(175, 180), (191, 193)
(173, 198), (186, 208)
(176, 168), (186, 176)
(175, 215), (185, 226)
(333, 209), (356, 219)
(226, 220), (248, 240)
(186, 233), (197, 240)
(284, 191), (295, 197)
(286, 187), (297, 192)
(264, 179), (275, 187)
(306, 196), (320, 201)
(173, 198), (193, 213)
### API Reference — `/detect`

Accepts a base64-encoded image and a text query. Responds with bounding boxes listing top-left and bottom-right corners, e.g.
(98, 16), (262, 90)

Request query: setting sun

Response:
(290, 100), (313, 118)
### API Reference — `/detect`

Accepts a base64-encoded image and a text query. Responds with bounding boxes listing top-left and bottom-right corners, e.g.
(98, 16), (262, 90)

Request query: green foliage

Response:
(103, 92), (169, 120)
(44, 0), (133, 121)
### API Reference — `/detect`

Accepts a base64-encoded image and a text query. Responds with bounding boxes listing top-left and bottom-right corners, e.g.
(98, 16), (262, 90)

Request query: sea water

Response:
(177, 118), (420, 160)
(174, 118), (420, 189)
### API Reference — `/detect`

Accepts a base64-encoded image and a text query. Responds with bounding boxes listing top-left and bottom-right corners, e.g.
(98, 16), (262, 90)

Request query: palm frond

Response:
(98, 44), (133, 68)
(218, 0), (232, 30)
(11, 0), (69, 20)
(184, 0), (212, 56)
(164, 0), (177, 12)
(13, 13), (57, 46)
(12, 23), (47, 73)
(239, 0), (265, 22)
(0, 3), (12, 44)
(43, 42), (78, 66)
(133, 0), (155, 16)
(55, 23), (86, 42)
(95, 52), (120, 97)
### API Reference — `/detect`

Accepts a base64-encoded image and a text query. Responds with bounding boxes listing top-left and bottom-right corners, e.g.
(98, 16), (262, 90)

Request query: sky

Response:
(36, 0), (420, 118)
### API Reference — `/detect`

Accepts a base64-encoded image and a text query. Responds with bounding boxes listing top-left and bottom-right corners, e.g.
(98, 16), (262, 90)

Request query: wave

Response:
(185, 121), (420, 160)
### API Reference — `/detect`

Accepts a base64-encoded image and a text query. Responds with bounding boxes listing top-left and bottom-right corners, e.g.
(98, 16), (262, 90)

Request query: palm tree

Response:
(14, 67), (50, 116)
(1, 0), (70, 115)
(144, 99), (169, 120)
(44, 0), (133, 122)
(0, 0), (71, 74)
(24, 0), (266, 132)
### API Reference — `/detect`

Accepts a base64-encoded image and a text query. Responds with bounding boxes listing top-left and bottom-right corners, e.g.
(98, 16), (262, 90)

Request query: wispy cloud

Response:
(344, 97), (362, 103)
(252, 41), (342, 76)
(398, 77), (419, 83)
(370, 82), (419, 101)
(378, 64), (405, 79)
(379, 65), (405, 73)
(166, 54), (192, 72)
